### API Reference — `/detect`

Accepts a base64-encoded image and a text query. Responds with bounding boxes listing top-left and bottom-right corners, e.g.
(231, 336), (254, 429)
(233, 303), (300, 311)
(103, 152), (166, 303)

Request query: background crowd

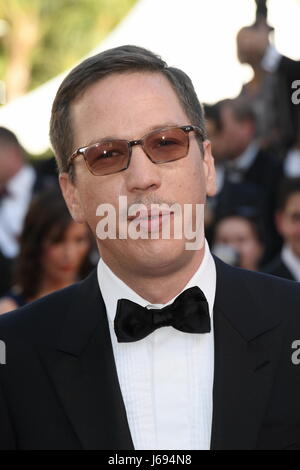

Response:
(205, 19), (300, 279)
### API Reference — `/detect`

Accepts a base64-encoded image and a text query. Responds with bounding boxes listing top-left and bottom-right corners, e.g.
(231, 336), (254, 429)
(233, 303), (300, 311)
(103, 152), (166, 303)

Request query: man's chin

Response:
(126, 237), (203, 272)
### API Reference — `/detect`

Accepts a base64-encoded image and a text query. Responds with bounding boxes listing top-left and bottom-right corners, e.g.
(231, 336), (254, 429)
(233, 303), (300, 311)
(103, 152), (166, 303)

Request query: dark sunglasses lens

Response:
(85, 141), (129, 175)
(145, 128), (189, 163)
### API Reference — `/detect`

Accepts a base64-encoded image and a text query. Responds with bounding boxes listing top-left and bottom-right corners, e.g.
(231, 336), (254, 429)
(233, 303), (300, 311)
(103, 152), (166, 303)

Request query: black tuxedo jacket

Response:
(0, 257), (300, 450)
(0, 250), (13, 297)
(275, 55), (300, 149)
(215, 148), (282, 221)
(262, 255), (296, 282)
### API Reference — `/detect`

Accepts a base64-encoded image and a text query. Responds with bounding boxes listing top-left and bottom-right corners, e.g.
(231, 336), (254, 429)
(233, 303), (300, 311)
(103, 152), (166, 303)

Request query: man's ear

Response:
(59, 172), (86, 223)
(203, 140), (217, 197)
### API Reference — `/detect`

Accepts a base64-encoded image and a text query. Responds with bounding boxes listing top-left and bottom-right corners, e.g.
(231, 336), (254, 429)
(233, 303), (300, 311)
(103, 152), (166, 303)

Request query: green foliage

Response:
(0, 0), (137, 91)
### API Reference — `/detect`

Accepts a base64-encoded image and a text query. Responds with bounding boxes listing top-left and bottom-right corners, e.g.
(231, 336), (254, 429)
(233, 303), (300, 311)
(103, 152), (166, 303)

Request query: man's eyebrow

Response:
(84, 122), (182, 146)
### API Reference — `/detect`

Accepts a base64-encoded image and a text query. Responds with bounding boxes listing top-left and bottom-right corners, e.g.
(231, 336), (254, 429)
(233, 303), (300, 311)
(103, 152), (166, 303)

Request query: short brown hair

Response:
(50, 45), (206, 177)
(277, 177), (300, 212)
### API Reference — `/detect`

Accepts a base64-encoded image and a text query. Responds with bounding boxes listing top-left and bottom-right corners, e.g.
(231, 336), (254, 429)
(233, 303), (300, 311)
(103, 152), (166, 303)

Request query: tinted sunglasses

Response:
(68, 125), (204, 176)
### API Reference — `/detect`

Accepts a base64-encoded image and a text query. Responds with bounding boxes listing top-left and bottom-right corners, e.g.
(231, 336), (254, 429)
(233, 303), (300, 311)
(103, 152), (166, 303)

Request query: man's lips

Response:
(125, 209), (175, 233)
(59, 265), (76, 272)
(127, 209), (174, 221)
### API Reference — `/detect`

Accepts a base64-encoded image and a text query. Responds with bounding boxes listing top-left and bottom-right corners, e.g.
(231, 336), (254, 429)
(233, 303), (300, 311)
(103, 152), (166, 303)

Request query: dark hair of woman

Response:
(13, 189), (92, 300)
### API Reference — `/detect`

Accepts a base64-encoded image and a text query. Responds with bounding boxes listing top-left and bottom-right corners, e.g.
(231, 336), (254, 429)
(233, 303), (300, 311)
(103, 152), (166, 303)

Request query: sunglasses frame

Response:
(67, 125), (204, 176)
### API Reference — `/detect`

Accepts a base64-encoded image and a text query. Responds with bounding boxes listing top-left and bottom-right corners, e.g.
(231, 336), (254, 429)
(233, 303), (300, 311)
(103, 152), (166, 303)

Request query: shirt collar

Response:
(281, 244), (300, 282)
(97, 239), (216, 326)
(227, 141), (259, 173)
(7, 165), (36, 197)
(261, 44), (282, 73)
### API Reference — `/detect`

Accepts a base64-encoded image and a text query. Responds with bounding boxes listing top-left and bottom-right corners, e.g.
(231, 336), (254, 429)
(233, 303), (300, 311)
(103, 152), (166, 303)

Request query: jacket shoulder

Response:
(214, 256), (300, 318)
(0, 279), (84, 341)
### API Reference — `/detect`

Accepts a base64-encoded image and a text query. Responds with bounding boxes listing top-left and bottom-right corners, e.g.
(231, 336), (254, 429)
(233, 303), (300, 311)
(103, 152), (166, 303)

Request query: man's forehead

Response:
(71, 71), (183, 120)
(73, 71), (175, 104)
(84, 121), (183, 147)
(70, 71), (189, 144)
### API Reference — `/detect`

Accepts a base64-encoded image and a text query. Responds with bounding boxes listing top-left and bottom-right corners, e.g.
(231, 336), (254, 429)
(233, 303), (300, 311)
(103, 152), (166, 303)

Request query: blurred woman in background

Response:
(0, 190), (93, 314)
(212, 214), (265, 271)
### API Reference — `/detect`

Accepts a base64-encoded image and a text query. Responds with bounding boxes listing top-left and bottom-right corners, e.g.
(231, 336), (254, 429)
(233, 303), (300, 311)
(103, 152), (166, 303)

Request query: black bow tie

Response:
(114, 286), (211, 343)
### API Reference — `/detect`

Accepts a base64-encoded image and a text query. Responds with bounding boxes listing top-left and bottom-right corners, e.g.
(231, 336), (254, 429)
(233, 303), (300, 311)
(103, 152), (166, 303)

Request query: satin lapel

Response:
(210, 257), (283, 450)
(38, 269), (134, 450)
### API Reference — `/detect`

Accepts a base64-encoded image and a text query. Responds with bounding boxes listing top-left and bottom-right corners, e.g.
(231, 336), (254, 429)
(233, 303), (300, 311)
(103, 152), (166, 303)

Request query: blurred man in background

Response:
(237, 22), (300, 164)
(212, 214), (264, 271)
(263, 178), (300, 281)
(0, 128), (36, 295)
(0, 127), (35, 260)
(206, 98), (283, 263)
(0, 127), (58, 295)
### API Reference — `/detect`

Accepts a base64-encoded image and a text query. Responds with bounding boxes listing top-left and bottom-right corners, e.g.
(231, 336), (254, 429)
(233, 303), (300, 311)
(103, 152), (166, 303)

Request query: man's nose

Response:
(125, 145), (162, 193)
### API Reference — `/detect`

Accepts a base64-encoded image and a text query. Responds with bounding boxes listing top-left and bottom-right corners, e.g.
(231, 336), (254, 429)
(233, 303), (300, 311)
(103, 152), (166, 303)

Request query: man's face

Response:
(0, 145), (21, 186)
(236, 26), (269, 66)
(60, 72), (216, 278)
(216, 106), (254, 160)
(214, 216), (263, 270)
(276, 193), (300, 258)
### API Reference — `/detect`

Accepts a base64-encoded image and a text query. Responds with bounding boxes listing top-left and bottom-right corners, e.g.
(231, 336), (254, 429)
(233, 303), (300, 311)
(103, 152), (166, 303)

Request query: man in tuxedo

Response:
(0, 127), (37, 295)
(263, 177), (300, 281)
(0, 127), (58, 296)
(237, 22), (300, 158)
(207, 98), (283, 263)
(0, 45), (300, 450)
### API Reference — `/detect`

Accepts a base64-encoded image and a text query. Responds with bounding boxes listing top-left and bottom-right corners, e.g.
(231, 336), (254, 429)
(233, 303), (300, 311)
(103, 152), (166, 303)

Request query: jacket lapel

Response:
(210, 257), (283, 450)
(38, 269), (134, 450)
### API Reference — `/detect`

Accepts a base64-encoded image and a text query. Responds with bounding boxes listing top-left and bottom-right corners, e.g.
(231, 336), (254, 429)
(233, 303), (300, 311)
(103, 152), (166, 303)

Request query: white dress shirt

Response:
(261, 44), (282, 73)
(226, 141), (259, 183)
(215, 141), (259, 194)
(282, 244), (300, 282)
(284, 148), (300, 178)
(97, 239), (216, 450)
(0, 165), (36, 258)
